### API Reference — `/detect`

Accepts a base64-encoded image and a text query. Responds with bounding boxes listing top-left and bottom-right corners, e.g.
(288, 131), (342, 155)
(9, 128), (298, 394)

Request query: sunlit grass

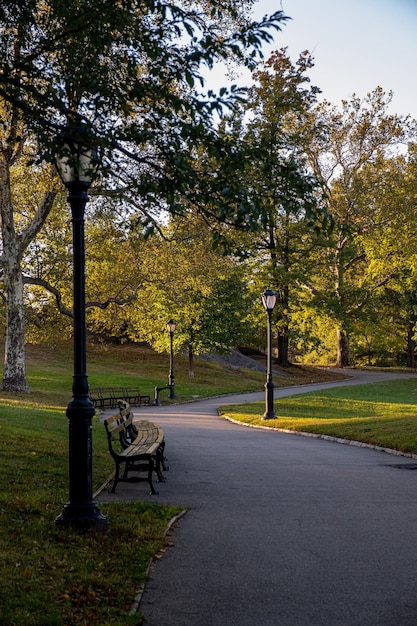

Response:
(220, 378), (417, 454)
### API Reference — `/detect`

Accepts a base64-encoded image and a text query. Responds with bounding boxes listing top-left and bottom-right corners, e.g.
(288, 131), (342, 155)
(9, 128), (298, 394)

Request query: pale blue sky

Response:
(206, 0), (417, 119)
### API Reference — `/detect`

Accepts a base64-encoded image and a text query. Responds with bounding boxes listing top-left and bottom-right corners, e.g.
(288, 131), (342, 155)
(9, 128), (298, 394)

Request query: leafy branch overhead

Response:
(0, 1), (288, 223)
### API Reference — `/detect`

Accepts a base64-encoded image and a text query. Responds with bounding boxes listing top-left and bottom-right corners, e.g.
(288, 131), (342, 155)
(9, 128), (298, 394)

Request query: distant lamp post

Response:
(54, 123), (109, 531)
(167, 319), (177, 399)
(261, 288), (277, 419)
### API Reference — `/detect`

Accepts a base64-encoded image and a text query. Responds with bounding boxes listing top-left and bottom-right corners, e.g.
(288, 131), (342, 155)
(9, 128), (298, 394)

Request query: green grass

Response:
(0, 501), (181, 625)
(0, 341), (347, 624)
(220, 378), (417, 454)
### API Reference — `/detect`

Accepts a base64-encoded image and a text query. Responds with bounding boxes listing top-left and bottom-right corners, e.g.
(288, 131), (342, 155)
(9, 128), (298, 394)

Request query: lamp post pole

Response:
(55, 126), (109, 531)
(167, 319), (176, 399)
(261, 288), (277, 420)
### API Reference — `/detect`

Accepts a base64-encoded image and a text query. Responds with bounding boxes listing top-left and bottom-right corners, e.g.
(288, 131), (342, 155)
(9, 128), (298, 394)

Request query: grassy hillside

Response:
(24, 340), (348, 403)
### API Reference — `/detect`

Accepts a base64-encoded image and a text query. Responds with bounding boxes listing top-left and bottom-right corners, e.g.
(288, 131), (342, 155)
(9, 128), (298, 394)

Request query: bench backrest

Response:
(104, 402), (163, 453)
(104, 409), (134, 451)
(104, 411), (133, 435)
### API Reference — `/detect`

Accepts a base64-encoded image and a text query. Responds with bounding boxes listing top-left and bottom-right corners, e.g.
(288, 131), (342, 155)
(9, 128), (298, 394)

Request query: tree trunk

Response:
(277, 327), (289, 367)
(336, 328), (351, 367)
(0, 158), (30, 392)
(406, 321), (416, 368)
(188, 348), (194, 379)
(2, 262), (30, 391)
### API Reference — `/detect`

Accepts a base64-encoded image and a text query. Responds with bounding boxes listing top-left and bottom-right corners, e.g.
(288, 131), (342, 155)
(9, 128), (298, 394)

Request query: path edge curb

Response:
(222, 413), (417, 460)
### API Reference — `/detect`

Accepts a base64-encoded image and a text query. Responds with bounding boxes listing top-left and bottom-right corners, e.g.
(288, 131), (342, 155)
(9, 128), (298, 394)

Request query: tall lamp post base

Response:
(54, 379), (109, 532)
(263, 381), (276, 420)
(168, 384), (176, 400)
(55, 503), (109, 531)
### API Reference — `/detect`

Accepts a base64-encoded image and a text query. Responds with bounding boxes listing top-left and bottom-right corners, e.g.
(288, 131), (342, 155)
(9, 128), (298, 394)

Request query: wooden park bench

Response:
(89, 387), (151, 410)
(103, 402), (166, 494)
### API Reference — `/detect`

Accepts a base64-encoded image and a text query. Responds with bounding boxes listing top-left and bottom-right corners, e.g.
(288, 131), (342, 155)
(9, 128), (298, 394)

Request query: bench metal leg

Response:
(155, 454), (166, 483)
(110, 462), (121, 493)
(159, 441), (168, 471)
(147, 457), (158, 495)
(110, 458), (159, 495)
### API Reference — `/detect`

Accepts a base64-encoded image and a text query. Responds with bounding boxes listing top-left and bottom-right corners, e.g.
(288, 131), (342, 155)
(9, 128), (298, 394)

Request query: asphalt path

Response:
(98, 370), (417, 625)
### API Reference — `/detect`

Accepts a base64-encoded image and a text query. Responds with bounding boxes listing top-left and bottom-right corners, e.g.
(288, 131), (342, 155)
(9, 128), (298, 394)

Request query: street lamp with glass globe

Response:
(167, 319), (176, 400)
(54, 123), (109, 531)
(261, 288), (277, 420)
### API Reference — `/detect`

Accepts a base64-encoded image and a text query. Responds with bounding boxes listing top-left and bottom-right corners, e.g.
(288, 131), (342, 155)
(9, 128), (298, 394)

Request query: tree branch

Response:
(23, 275), (73, 317)
(19, 184), (57, 254)
(85, 294), (137, 310)
(22, 275), (139, 317)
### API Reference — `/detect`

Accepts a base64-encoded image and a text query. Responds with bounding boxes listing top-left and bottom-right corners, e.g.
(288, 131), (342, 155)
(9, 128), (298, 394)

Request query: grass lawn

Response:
(219, 378), (417, 455)
(0, 341), (346, 625)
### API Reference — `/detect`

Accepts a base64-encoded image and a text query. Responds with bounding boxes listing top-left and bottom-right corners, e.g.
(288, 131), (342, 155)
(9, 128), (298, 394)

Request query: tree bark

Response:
(406, 321), (416, 368)
(0, 151), (56, 391)
(0, 158), (30, 391)
(277, 326), (289, 367)
(188, 348), (194, 379)
(336, 328), (351, 367)
(2, 258), (30, 392)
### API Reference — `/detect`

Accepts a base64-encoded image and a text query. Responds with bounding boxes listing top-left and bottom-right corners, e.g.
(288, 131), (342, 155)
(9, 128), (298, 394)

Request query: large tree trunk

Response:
(336, 328), (351, 367)
(0, 114), (56, 392)
(188, 348), (194, 379)
(0, 158), (30, 392)
(406, 321), (416, 368)
(277, 326), (289, 367)
(2, 261), (30, 391)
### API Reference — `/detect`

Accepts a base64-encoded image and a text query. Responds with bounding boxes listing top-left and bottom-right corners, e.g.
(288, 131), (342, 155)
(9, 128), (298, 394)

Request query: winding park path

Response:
(98, 369), (417, 625)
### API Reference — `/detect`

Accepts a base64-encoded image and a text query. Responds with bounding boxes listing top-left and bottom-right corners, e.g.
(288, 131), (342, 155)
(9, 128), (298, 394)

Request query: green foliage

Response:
(290, 307), (337, 364)
(298, 89), (412, 365)
(89, 216), (257, 361)
(0, 0), (288, 227)
(3, 16), (417, 375)
(0, 0), (289, 394)
(215, 49), (326, 362)
(351, 146), (417, 365)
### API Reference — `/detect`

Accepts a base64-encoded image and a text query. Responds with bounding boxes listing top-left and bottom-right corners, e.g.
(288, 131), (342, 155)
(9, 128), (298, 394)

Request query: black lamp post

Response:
(167, 319), (176, 399)
(261, 288), (277, 419)
(55, 124), (109, 531)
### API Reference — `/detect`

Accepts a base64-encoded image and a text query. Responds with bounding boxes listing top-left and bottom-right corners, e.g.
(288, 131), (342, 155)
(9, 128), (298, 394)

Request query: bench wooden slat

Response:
(121, 441), (161, 458)
(103, 403), (166, 494)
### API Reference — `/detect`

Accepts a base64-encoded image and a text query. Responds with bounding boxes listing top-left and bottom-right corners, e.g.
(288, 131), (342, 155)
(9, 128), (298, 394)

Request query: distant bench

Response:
(89, 387), (150, 410)
(103, 401), (166, 494)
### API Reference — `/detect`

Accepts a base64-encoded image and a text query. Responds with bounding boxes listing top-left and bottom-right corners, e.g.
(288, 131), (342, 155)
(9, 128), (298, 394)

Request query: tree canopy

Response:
(0, 0), (288, 224)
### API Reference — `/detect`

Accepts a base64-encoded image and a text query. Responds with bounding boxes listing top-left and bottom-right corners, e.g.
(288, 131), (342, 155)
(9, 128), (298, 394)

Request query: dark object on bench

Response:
(89, 387), (150, 409)
(103, 403), (166, 494)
